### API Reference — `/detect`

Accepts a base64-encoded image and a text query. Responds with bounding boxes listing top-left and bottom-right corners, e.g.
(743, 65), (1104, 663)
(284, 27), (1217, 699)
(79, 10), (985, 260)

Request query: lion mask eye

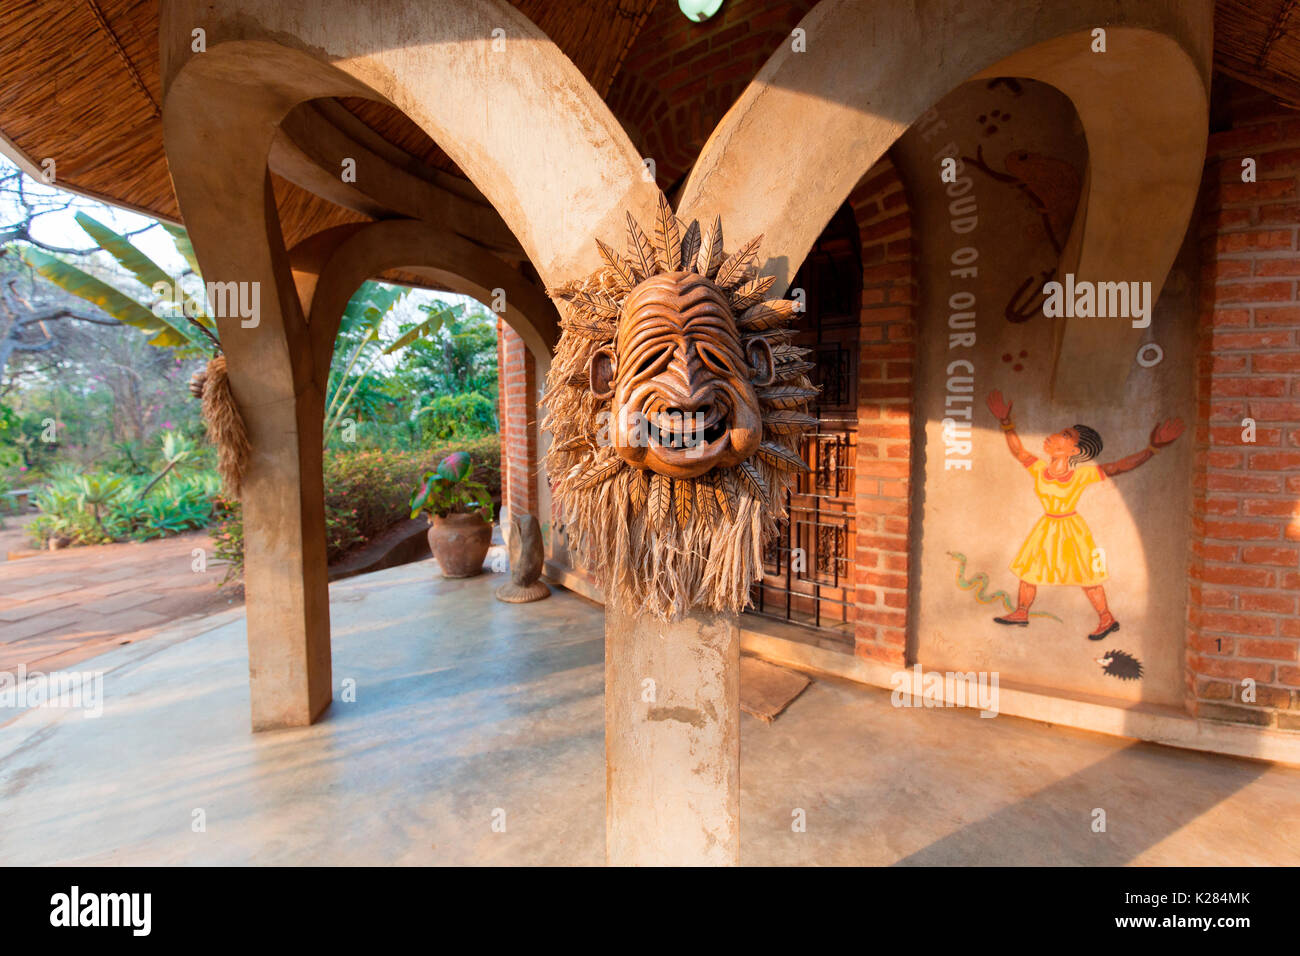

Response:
(696, 341), (736, 377)
(630, 343), (674, 381)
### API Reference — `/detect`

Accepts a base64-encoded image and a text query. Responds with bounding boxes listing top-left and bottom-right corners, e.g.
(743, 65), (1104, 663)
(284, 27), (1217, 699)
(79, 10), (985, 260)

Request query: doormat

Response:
(739, 655), (812, 723)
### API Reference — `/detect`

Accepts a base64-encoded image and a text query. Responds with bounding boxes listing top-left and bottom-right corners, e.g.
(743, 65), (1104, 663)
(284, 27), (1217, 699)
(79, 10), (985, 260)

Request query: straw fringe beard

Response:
(541, 195), (816, 622)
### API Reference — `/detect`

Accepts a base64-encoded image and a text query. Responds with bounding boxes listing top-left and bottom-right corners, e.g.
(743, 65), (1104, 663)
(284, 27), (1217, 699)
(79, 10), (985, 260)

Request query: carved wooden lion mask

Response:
(541, 192), (817, 621)
(590, 270), (775, 479)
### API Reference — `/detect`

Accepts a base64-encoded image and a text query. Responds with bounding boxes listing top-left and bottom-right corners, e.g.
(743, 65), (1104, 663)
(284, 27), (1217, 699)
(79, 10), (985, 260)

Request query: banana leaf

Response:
(74, 212), (171, 291)
(383, 303), (457, 354)
(340, 282), (407, 334)
(17, 245), (167, 333)
(159, 222), (201, 276)
(18, 245), (204, 347)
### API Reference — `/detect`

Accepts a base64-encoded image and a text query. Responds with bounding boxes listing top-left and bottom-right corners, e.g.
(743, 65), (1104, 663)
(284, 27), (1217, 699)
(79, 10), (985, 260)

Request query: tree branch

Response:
(18, 307), (121, 327)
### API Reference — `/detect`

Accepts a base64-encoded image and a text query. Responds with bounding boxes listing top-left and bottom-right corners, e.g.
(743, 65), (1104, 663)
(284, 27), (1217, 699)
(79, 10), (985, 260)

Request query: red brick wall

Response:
(498, 320), (538, 521)
(608, 0), (818, 190)
(848, 157), (918, 667)
(1190, 79), (1300, 730)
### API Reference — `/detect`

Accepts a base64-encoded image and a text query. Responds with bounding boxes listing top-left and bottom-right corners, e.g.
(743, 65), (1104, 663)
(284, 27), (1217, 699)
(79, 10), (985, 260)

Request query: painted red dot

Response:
(1002, 353), (1013, 362)
(1013, 363), (1024, 371)
(1019, 350), (1028, 358)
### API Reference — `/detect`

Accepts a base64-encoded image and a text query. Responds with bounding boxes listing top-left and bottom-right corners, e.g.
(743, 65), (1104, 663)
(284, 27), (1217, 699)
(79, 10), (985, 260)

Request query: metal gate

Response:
(748, 205), (861, 645)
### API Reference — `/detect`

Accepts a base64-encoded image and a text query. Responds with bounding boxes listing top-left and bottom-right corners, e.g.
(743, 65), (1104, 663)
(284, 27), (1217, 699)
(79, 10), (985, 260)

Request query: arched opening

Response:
(894, 77), (1174, 707)
(158, 14), (636, 726)
(291, 218), (558, 536)
(748, 202), (862, 645)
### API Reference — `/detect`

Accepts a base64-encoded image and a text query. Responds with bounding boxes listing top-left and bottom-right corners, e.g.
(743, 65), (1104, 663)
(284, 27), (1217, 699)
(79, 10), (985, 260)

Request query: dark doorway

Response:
(748, 203), (861, 650)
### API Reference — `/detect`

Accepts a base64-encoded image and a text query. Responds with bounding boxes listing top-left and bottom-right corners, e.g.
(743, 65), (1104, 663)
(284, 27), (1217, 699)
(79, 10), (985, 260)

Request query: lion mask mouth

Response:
(644, 400), (729, 450)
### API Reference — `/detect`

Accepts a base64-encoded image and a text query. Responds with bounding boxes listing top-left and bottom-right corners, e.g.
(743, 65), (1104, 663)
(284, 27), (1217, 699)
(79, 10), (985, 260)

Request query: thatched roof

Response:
(1216, 0), (1300, 107)
(0, 0), (655, 254)
(2, 0), (1299, 256)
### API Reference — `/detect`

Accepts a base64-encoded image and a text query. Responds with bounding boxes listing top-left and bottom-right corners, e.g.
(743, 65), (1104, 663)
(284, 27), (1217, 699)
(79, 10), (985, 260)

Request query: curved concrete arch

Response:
(294, 219), (558, 541)
(678, 0), (1212, 397)
(272, 102), (523, 256)
(158, 0), (659, 729)
(293, 218), (558, 380)
(160, 0), (661, 285)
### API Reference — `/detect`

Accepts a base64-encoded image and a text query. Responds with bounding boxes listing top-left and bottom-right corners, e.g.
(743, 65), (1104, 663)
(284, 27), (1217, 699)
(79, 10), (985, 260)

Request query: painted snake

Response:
(947, 551), (1062, 623)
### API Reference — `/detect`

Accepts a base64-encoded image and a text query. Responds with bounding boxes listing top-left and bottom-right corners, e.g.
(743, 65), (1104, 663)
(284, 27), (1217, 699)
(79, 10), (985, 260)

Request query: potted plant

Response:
(409, 451), (494, 578)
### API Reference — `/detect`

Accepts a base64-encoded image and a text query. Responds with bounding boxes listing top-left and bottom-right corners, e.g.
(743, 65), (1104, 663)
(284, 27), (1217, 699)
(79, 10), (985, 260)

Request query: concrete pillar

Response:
(605, 601), (740, 866)
(242, 391), (332, 731)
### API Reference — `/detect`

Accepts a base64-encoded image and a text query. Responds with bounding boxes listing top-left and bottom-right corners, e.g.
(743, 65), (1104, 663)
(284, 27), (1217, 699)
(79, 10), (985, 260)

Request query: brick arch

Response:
(497, 322), (540, 523)
(678, 0), (1212, 403)
(846, 155), (918, 667)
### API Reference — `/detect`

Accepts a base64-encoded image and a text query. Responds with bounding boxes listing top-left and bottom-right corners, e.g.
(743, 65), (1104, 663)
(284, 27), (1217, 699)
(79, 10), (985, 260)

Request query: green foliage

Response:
(102, 473), (220, 541)
(396, 301), (498, 400)
(0, 403), (22, 474)
(211, 438), (500, 580)
(25, 430), (216, 546)
(104, 439), (152, 476)
(0, 469), (18, 520)
(28, 469), (219, 546)
(322, 283), (441, 443)
(6, 186), (507, 571)
(409, 450), (494, 523)
(416, 391), (497, 443)
(17, 215), (215, 353)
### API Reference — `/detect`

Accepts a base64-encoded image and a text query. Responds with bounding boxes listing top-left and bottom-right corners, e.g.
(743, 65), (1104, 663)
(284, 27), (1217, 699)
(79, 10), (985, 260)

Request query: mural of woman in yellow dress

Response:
(985, 390), (1185, 640)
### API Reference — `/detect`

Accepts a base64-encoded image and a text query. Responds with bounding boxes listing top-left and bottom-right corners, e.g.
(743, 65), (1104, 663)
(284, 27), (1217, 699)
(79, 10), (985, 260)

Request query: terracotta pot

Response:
(427, 511), (492, 578)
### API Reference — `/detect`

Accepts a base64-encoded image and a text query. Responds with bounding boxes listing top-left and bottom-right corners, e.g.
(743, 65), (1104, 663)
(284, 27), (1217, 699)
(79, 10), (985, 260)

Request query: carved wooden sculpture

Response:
(495, 513), (551, 603)
(541, 192), (816, 621)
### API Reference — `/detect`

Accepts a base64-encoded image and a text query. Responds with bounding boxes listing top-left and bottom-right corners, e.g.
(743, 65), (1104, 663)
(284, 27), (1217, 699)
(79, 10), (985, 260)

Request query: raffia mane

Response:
(541, 194), (816, 622)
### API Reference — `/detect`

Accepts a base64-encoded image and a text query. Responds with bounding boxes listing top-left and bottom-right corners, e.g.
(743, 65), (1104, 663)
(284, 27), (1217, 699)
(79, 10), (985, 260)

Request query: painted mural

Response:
(985, 389), (1185, 679)
(895, 78), (1197, 705)
(960, 80), (1084, 323)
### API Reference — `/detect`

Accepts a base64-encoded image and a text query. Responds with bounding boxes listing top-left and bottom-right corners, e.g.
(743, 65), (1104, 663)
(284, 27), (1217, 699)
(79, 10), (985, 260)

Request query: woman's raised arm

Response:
(986, 390), (1036, 467)
(1100, 417), (1185, 477)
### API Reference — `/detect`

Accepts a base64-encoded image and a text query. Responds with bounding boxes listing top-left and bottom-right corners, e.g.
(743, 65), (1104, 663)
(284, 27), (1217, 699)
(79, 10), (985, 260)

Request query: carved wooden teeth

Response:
(544, 195), (821, 607)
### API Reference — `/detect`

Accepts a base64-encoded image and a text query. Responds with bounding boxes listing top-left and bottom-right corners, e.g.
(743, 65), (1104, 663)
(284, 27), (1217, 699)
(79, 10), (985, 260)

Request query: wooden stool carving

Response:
(495, 513), (551, 603)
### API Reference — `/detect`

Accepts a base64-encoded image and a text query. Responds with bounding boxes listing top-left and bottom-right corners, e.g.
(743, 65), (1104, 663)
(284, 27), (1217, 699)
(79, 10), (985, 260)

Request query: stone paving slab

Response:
(78, 591), (167, 614)
(0, 597), (76, 622)
(0, 530), (236, 673)
(0, 610), (86, 644)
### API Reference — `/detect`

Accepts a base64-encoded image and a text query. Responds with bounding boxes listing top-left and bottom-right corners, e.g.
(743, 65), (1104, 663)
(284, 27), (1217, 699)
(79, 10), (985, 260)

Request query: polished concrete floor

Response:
(1, 560), (1297, 866)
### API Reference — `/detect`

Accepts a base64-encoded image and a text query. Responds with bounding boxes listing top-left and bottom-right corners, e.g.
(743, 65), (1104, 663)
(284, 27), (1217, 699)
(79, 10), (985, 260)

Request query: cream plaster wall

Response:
(894, 80), (1198, 707)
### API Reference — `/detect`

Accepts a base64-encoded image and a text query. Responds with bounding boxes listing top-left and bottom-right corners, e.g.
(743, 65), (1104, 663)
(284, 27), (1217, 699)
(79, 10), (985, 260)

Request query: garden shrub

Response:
(417, 392), (497, 444)
(210, 436), (501, 581)
(28, 470), (221, 546)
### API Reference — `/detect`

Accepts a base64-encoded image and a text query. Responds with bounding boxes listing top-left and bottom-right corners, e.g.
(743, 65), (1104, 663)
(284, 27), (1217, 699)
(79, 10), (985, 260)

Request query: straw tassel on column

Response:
(191, 354), (250, 496)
